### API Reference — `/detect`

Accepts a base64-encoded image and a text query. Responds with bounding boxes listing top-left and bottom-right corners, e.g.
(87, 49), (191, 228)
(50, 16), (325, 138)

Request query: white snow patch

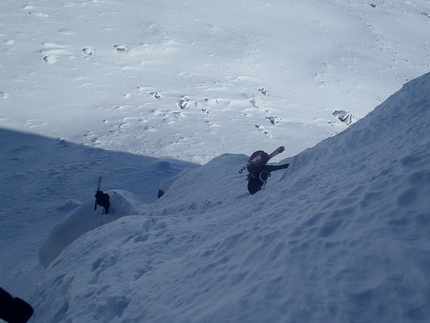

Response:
(31, 73), (430, 322)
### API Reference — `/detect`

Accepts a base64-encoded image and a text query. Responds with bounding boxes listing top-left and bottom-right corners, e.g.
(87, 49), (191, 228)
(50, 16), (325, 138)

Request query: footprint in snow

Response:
(112, 43), (129, 52)
(28, 11), (49, 18)
(134, 265), (152, 280)
(249, 97), (258, 108)
(255, 124), (273, 138)
(151, 92), (162, 99)
(178, 97), (190, 109)
(333, 110), (354, 125)
(258, 87), (269, 96)
(178, 97), (198, 110)
(82, 46), (96, 56)
(40, 42), (72, 64)
(266, 116), (281, 126)
(43, 55), (58, 64)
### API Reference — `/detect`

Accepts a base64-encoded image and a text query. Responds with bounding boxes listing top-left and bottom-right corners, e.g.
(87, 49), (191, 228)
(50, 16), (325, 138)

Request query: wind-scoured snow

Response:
(31, 73), (430, 322)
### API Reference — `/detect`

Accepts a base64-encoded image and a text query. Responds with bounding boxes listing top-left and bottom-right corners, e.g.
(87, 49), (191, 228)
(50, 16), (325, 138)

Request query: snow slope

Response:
(38, 189), (146, 268)
(30, 73), (430, 322)
(1, 0), (429, 163)
(1, 0), (430, 321)
(0, 130), (196, 294)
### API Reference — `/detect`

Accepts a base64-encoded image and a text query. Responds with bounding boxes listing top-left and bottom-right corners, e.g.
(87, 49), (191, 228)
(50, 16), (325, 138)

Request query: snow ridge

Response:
(31, 73), (430, 323)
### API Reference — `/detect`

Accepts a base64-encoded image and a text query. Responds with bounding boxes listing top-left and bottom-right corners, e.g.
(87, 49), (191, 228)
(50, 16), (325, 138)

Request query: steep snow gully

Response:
(32, 72), (429, 323)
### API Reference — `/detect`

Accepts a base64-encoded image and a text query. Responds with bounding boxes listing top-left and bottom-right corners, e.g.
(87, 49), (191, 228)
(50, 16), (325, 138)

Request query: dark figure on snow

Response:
(0, 287), (33, 323)
(245, 150), (289, 194)
(95, 190), (110, 213)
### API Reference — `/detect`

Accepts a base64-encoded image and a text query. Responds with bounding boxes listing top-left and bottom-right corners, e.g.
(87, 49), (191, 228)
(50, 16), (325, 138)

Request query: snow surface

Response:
(0, 0), (429, 322)
(31, 73), (430, 322)
(38, 190), (145, 268)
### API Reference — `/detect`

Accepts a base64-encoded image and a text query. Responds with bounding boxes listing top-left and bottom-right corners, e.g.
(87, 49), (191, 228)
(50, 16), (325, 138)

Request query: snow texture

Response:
(31, 73), (430, 322)
(39, 190), (145, 268)
(0, 0), (429, 322)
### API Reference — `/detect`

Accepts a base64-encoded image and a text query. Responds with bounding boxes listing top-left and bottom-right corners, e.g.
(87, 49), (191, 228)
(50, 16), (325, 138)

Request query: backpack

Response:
(247, 150), (270, 172)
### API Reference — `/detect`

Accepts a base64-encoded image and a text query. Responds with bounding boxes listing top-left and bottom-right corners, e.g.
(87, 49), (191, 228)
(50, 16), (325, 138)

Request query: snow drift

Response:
(31, 72), (430, 322)
(39, 190), (145, 268)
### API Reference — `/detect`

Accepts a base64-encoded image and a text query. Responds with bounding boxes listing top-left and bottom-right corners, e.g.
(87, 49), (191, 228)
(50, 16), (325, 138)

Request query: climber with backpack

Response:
(94, 176), (110, 214)
(239, 146), (290, 194)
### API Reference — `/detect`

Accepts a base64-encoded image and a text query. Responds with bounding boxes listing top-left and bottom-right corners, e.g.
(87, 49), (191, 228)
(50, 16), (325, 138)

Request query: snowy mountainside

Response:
(0, 130), (197, 293)
(154, 153), (249, 209)
(1, 0), (429, 163)
(39, 190), (146, 269)
(31, 72), (430, 323)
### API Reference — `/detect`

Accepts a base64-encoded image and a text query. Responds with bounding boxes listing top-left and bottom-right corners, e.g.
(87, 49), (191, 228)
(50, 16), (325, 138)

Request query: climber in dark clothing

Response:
(95, 190), (110, 214)
(0, 287), (33, 323)
(247, 163), (289, 194)
(241, 148), (289, 195)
